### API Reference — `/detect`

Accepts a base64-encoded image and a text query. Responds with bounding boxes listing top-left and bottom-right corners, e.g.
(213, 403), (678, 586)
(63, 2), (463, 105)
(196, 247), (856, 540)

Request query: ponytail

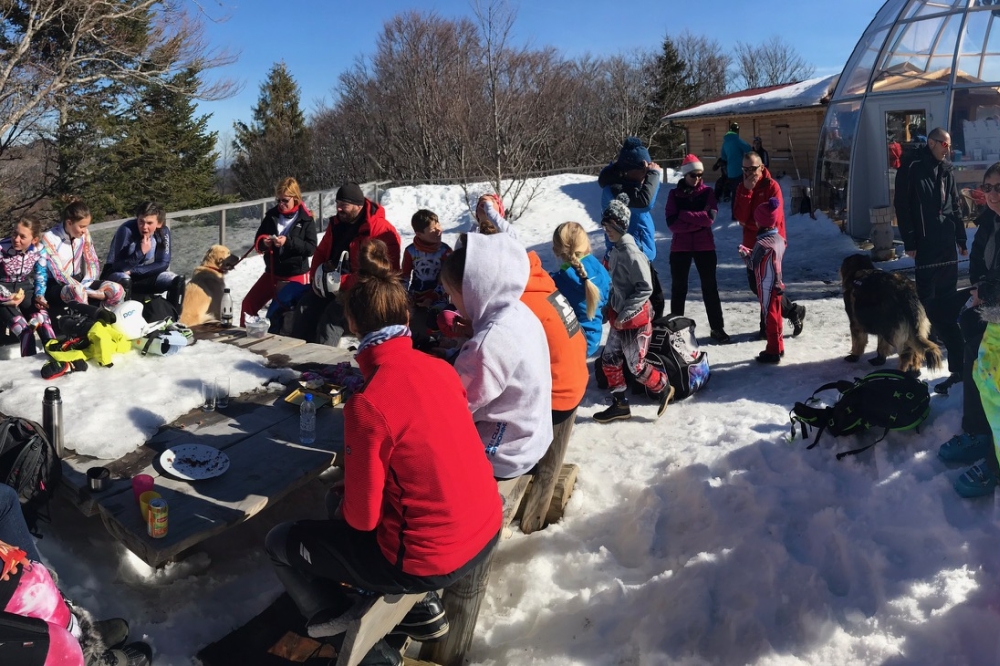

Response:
(343, 238), (408, 336)
(569, 257), (601, 320)
(552, 222), (600, 320)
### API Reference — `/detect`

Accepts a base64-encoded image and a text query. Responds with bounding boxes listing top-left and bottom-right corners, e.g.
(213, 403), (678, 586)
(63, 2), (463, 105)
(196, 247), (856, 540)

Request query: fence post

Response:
(219, 208), (227, 246)
(318, 193), (323, 232)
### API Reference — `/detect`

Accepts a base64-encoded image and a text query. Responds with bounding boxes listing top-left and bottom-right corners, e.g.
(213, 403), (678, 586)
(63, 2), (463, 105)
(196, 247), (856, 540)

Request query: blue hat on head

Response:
(616, 137), (651, 170)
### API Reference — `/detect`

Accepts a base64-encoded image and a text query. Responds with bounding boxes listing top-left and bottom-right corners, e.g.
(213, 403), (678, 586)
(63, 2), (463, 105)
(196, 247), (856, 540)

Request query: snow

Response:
(666, 74), (840, 121)
(22, 172), (999, 665)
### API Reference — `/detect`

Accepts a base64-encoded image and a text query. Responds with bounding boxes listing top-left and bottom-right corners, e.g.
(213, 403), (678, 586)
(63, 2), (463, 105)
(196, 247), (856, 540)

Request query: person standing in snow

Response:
(752, 136), (770, 169)
(665, 154), (729, 344)
(733, 151), (807, 338)
(720, 123), (752, 216)
(550, 221), (611, 358)
(894, 127), (967, 394)
(595, 194), (674, 423)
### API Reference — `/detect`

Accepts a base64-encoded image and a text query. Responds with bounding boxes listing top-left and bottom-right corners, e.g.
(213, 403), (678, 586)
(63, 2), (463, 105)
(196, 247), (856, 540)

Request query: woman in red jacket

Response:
(265, 241), (502, 661)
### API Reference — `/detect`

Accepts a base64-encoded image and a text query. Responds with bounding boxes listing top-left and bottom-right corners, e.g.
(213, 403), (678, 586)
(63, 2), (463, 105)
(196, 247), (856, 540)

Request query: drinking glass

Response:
(215, 376), (230, 409)
(202, 380), (216, 412)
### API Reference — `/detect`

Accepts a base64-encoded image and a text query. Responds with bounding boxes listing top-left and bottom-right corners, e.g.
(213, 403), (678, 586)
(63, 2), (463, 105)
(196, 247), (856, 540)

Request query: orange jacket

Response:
(520, 251), (589, 412)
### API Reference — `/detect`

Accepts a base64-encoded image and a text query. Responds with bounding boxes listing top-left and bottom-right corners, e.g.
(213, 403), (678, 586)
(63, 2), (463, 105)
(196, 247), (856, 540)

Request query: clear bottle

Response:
(299, 393), (316, 444)
(221, 288), (234, 328)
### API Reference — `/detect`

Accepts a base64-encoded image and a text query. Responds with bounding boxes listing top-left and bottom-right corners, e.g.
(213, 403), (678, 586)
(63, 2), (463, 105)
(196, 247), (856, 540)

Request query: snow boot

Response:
(41, 359), (88, 380)
(934, 373), (962, 395)
(594, 393), (631, 423)
(790, 304), (807, 337)
(389, 591), (449, 642)
(655, 385), (676, 418)
(93, 618), (129, 650)
(91, 641), (152, 666)
(938, 433), (993, 465)
(709, 329), (731, 344)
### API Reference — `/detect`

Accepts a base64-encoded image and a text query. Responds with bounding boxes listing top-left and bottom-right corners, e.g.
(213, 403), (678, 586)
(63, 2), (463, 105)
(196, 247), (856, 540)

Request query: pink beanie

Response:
(679, 154), (704, 176)
(754, 197), (782, 228)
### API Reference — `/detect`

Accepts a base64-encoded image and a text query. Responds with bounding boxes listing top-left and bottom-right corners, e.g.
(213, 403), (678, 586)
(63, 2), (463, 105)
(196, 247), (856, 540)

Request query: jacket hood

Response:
(524, 251), (558, 296)
(462, 232), (529, 328)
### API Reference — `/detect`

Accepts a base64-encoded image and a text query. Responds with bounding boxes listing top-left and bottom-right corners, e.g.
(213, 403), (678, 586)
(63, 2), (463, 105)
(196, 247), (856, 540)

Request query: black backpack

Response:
(790, 369), (931, 459)
(0, 417), (61, 533)
(595, 315), (711, 400)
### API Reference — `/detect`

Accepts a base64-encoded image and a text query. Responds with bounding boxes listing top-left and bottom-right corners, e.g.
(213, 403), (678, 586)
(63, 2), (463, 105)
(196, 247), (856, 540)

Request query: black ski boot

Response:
(594, 392), (631, 423)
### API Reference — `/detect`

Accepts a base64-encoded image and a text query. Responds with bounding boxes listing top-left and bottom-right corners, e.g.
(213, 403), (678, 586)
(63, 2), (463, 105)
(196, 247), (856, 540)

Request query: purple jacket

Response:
(665, 182), (718, 253)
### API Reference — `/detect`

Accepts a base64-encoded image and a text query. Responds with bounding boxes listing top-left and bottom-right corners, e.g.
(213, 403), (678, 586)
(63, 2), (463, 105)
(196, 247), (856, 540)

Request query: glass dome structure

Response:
(816, 0), (1000, 236)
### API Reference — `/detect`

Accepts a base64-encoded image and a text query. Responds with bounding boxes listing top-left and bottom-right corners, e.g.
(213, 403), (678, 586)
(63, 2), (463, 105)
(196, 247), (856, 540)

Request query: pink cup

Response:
(132, 474), (154, 504)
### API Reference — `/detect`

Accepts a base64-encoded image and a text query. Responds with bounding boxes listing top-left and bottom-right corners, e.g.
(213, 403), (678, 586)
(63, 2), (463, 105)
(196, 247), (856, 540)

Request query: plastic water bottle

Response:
(221, 288), (234, 328)
(300, 394), (316, 444)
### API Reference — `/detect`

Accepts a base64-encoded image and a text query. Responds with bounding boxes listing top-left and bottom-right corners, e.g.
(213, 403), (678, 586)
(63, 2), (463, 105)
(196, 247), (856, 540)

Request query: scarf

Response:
(413, 235), (443, 253)
(356, 324), (411, 357)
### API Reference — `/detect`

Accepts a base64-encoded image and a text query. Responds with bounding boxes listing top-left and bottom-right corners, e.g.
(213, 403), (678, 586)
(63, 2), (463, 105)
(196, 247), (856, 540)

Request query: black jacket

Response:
(253, 206), (318, 278)
(894, 146), (966, 257)
(970, 208), (1000, 285)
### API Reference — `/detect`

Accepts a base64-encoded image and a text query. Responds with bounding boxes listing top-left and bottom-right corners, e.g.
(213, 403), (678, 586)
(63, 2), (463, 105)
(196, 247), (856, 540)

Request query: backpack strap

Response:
(834, 427), (890, 460)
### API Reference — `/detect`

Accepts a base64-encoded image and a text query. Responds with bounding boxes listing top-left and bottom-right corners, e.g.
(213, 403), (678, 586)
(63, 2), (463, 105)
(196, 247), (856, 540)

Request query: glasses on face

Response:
(980, 183), (1000, 194)
(742, 165), (761, 173)
(278, 197), (293, 204)
(687, 172), (703, 179)
(928, 138), (950, 149)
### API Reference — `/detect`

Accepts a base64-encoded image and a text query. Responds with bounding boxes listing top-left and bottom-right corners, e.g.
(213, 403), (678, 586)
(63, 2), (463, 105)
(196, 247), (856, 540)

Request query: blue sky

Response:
(194, 0), (882, 145)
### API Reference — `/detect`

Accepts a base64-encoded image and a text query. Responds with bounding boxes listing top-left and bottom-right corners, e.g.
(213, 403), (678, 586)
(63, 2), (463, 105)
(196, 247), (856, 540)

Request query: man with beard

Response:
(290, 182), (401, 346)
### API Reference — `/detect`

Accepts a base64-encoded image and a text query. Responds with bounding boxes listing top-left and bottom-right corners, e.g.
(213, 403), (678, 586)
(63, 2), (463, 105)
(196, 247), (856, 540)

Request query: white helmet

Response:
(110, 300), (148, 340)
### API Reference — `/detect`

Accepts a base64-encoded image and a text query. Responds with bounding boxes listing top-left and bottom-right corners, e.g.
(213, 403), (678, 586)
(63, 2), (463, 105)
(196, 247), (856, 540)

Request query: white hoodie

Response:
(454, 233), (552, 479)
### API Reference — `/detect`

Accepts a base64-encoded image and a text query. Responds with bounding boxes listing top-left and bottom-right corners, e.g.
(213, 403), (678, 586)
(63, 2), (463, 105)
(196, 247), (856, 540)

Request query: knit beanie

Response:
(335, 182), (365, 206)
(679, 154), (704, 176)
(616, 137), (651, 170)
(754, 197), (781, 229)
(602, 193), (631, 235)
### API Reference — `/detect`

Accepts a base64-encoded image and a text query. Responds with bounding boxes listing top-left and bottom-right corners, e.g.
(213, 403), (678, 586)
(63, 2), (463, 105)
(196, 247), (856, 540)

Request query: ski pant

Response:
(670, 250), (724, 331)
(290, 290), (348, 347)
(0, 614), (83, 666)
(240, 271), (308, 327)
(961, 305), (990, 436)
(601, 317), (666, 394)
(0, 286), (53, 357)
(746, 267), (796, 326)
(914, 258), (964, 375)
(762, 287), (784, 356)
(0, 485), (39, 562)
(265, 517), (499, 624)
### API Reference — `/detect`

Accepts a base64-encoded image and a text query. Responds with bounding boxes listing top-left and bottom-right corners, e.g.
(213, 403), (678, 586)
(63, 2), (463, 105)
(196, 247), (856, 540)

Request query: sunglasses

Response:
(278, 197), (294, 204)
(928, 138), (951, 149)
(687, 172), (703, 179)
(980, 183), (1000, 193)
(742, 165), (761, 173)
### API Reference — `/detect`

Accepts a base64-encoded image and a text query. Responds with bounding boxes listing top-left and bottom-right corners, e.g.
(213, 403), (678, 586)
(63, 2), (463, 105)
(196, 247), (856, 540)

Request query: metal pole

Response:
(220, 208), (227, 246)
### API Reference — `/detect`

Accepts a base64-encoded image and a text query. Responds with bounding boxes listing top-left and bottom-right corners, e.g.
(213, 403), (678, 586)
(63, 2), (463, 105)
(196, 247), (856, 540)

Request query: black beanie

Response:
(336, 182), (365, 206)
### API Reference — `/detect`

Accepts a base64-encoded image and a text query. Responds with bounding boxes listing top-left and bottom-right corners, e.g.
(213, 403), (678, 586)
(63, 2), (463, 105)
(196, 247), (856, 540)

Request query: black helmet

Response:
(730, 122), (740, 132)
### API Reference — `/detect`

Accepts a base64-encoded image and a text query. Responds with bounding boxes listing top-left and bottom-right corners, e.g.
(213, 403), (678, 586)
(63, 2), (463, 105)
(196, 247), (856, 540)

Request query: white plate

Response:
(160, 444), (230, 481)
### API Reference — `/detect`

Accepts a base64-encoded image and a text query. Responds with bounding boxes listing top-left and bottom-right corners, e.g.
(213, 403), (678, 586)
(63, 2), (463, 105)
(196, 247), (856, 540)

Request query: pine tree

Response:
(232, 62), (311, 198)
(643, 36), (698, 159)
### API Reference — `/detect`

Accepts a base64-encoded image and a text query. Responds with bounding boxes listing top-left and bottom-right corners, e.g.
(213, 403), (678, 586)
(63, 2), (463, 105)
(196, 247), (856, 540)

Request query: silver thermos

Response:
(43, 387), (64, 459)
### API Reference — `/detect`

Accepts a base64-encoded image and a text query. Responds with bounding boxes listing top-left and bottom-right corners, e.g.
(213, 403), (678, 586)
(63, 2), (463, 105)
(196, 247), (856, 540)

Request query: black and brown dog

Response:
(840, 253), (942, 373)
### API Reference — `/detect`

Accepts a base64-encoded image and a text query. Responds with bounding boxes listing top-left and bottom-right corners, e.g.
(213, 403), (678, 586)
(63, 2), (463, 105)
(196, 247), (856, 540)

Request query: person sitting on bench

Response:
(102, 201), (185, 310)
(264, 240), (502, 665)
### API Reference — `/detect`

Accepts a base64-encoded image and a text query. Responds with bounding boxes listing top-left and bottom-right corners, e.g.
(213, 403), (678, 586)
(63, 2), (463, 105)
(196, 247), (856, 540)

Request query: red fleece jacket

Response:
(309, 200), (402, 293)
(342, 337), (502, 576)
(733, 168), (786, 249)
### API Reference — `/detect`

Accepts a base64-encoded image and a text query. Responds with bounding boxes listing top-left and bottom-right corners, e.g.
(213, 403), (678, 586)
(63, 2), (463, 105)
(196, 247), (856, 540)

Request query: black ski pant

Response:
(914, 258), (964, 375)
(961, 305), (990, 436)
(669, 250), (724, 331)
(290, 290), (348, 347)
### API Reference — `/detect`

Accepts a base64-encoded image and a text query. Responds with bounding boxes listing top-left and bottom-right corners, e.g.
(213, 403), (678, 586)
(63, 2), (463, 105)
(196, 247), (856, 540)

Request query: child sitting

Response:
(439, 232), (552, 479)
(551, 221), (611, 358)
(402, 209), (452, 338)
(596, 194), (673, 423)
(0, 216), (55, 356)
(740, 197), (786, 364)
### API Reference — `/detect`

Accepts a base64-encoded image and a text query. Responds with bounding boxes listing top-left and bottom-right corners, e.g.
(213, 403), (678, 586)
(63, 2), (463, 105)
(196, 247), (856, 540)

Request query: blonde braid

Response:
(553, 222), (601, 320)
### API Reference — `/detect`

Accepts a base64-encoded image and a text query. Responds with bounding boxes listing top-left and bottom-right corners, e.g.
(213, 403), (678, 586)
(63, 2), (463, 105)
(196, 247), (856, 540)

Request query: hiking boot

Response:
(756, 351), (781, 364)
(95, 641), (152, 666)
(359, 638), (403, 666)
(939, 433), (992, 465)
(655, 384), (675, 418)
(594, 393), (631, 423)
(790, 304), (806, 336)
(94, 618), (130, 650)
(954, 460), (1000, 498)
(709, 329), (731, 344)
(933, 373), (962, 396)
(389, 591), (449, 642)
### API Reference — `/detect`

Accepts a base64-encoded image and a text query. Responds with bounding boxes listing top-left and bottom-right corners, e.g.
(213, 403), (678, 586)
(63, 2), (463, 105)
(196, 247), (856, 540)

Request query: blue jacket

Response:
(550, 253), (610, 357)
(104, 219), (171, 278)
(598, 164), (660, 261)
(721, 132), (752, 179)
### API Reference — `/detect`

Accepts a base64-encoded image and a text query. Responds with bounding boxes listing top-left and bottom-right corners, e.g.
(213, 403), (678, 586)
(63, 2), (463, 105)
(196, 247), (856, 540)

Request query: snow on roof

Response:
(665, 74), (839, 122)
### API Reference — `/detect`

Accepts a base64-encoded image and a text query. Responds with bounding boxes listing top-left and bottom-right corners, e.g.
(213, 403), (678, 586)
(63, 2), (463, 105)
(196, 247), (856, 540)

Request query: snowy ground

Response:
(22, 172), (1000, 665)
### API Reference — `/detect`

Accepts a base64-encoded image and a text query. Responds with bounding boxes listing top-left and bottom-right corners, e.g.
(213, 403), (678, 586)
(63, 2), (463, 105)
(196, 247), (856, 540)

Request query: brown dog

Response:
(840, 253), (942, 373)
(179, 245), (235, 326)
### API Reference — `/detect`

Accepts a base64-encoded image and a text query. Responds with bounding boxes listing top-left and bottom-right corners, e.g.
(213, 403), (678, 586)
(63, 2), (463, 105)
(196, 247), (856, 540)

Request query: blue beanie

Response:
(616, 137), (651, 170)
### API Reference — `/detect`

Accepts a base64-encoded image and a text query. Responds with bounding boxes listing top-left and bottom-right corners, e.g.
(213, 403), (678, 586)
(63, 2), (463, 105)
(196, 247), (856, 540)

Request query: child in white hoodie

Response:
(439, 232), (552, 479)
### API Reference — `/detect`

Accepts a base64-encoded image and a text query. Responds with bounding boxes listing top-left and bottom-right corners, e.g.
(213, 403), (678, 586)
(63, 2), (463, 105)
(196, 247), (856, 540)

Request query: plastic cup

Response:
(202, 380), (216, 412)
(132, 474), (154, 503)
(139, 491), (161, 522)
(215, 376), (230, 409)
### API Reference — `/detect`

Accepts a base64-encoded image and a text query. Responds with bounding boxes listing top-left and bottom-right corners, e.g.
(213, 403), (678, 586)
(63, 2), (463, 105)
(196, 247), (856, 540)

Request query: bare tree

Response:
(732, 35), (815, 90)
(675, 31), (732, 102)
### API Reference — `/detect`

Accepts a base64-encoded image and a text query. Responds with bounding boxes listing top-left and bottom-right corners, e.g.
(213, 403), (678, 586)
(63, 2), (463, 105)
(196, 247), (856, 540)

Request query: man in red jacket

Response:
(290, 182), (402, 346)
(733, 152), (807, 338)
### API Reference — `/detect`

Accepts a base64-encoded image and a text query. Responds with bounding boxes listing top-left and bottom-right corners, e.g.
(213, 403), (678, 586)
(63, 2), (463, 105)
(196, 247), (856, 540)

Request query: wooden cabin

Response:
(664, 75), (839, 188)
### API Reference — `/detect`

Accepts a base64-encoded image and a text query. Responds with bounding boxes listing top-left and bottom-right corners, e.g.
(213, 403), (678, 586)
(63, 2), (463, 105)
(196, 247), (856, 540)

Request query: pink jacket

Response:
(665, 182), (718, 253)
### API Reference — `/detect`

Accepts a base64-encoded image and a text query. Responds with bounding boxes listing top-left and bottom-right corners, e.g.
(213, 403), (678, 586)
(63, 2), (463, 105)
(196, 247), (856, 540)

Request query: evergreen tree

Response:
(232, 62), (311, 198)
(642, 36), (698, 159)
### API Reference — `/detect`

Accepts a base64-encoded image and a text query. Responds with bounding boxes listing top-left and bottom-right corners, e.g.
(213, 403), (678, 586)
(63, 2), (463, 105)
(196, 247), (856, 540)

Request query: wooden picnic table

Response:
(58, 326), (355, 567)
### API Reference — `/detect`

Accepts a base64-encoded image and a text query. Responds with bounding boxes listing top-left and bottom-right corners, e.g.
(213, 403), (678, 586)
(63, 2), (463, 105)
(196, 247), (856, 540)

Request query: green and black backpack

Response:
(790, 369), (931, 459)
